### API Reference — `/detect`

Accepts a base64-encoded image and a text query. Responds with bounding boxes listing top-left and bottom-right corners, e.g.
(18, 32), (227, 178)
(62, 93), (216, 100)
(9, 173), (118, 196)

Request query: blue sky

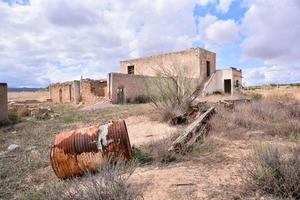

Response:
(0, 0), (299, 87)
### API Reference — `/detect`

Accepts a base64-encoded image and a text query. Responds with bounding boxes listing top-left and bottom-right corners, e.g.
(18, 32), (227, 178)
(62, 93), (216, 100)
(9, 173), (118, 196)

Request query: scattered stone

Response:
(0, 151), (7, 157)
(30, 107), (54, 120)
(7, 144), (20, 152)
(25, 145), (36, 151)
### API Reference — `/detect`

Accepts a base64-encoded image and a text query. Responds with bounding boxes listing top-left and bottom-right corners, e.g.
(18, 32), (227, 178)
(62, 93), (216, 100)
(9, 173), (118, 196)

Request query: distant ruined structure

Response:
(49, 79), (107, 104)
(49, 47), (242, 104)
(0, 83), (8, 123)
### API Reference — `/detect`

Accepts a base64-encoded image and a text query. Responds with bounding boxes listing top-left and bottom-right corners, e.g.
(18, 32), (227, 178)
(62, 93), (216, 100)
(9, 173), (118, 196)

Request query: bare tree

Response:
(145, 61), (200, 122)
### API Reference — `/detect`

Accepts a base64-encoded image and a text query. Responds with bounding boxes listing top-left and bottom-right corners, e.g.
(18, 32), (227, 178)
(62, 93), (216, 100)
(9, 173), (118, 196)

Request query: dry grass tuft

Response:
(37, 161), (143, 200)
(211, 95), (300, 139)
(243, 144), (300, 199)
(133, 131), (228, 166)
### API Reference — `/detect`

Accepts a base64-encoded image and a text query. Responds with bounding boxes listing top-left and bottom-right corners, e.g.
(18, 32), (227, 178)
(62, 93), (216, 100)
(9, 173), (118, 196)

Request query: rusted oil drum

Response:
(50, 120), (132, 178)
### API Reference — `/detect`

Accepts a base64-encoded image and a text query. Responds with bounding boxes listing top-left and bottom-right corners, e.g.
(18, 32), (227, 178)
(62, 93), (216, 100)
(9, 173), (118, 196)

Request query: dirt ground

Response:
(126, 115), (179, 146)
(1, 86), (299, 199)
(8, 91), (49, 102)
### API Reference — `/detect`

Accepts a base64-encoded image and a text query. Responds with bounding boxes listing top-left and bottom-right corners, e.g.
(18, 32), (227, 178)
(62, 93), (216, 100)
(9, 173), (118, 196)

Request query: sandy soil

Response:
(126, 115), (178, 146)
(124, 114), (252, 199)
(129, 135), (253, 200)
(8, 91), (49, 102)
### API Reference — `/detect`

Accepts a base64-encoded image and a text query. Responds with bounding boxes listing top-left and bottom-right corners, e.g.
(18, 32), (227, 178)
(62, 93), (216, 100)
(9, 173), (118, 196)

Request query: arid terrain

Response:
(1, 86), (300, 200)
(8, 90), (49, 102)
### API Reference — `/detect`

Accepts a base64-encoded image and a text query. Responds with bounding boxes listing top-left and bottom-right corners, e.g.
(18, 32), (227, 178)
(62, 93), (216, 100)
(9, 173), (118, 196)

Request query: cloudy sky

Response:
(0, 0), (299, 87)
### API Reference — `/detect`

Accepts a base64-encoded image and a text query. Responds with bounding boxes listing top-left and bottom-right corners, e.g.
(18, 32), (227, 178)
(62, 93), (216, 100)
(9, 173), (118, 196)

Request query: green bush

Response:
(132, 147), (153, 164)
(6, 110), (20, 125)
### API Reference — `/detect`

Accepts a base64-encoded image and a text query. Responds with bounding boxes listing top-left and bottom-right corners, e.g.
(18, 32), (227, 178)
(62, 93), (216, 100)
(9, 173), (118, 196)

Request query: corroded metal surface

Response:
(50, 120), (132, 178)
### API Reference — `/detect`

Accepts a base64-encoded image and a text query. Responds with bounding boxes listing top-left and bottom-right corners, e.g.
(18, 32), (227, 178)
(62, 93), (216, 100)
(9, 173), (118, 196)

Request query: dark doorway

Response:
(206, 61), (210, 77)
(117, 87), (124, 104)
(69, 85), (72, 102)
(127, 65), (135, 74)
(59, 89), (63, 103)
(224, 79), (231, 94)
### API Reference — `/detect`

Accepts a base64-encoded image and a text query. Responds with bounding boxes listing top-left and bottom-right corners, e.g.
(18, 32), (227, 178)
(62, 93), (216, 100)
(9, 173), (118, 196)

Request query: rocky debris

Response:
(25, 145), (37, 151)
(7, 144), (20, 152)
(9, 103), (58, 120)
(30, 107), (54, 120)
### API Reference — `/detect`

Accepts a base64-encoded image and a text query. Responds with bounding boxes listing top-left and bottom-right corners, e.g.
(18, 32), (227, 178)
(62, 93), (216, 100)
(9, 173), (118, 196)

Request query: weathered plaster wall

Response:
(120, 48), (216, 82)
(49, 82), (73, 103)
(109, 73), (169, 104)
(202, 68), (242, 95)
(0, 83), (8, 123)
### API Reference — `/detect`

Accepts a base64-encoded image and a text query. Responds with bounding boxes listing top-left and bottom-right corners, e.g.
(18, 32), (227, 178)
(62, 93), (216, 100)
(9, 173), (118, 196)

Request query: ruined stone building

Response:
(0, 83), (8, 124)
(49, 79), (107, 104)
(49, 47), (242, 105)
(108, 47), (242, 104)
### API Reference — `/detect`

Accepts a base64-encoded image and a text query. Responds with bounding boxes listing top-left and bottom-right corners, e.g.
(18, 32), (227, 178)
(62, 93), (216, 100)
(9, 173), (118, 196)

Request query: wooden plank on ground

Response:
(168, 106), (215, 152)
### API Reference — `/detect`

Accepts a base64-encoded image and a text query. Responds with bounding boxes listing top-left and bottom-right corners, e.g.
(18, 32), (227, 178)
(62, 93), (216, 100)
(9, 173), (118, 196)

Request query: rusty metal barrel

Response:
(50, 120), (132, 178)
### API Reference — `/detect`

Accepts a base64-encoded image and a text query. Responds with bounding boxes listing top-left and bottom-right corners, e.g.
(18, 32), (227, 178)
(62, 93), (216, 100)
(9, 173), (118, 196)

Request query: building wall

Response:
(0, 83), (8, 123)
(49, 82), (73, 103)
(109, 73), (163, 104)
(202, 68), (242, 95)
(120, 48), (216, 82)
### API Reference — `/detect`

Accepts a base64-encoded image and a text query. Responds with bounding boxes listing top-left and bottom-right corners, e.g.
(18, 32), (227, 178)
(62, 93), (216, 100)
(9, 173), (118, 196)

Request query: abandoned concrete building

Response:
(49, 47), (242, 104)
(108, 47), (242, 104)
(0, 83), (8, 123)
(49, 79), (107, 104)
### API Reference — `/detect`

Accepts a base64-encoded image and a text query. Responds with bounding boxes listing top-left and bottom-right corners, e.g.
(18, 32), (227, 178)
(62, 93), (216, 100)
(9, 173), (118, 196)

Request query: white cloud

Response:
(217, 0), (235, 13)
(198, 0), (216, 6)
(244, 65), (300, 86)
(204, 19), (238, 44)
(241, 0), (300, 65)
(0, 0), (199, 87)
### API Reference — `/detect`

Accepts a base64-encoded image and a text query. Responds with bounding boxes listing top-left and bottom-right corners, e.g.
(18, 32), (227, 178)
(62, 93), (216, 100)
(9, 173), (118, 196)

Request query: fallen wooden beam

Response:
(168, 106), (215, 152)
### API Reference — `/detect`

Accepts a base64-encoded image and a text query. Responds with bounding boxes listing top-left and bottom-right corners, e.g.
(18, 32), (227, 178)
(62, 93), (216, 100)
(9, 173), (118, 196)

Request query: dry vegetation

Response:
(0, 103), (153, 200)
(43, 162), (143, 200)
(1, 87), (300, 199)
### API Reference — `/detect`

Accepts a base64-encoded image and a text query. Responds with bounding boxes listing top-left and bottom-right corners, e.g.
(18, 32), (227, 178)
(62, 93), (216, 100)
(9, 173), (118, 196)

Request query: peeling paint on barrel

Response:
(50, 120), (132, 178)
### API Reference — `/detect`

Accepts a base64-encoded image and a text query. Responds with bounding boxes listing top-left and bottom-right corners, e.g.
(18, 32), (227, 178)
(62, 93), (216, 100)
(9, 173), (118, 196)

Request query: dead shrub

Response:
(133, 131), (227, 165)
(211, 95), (300, 138)
(133, 133), (180, 165)
(43, 161), (143, 200)
(244, 144), (300, 199)
(145, 63), (201, 123)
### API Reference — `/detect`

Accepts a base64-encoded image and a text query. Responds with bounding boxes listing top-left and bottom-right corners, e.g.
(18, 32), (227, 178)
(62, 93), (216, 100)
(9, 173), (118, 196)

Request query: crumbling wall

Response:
(49, 82), (73, 103)
(109, 73), (157, 104)
(0, 83), (8, 123)
(120, 48), (216, 82)
(80, 79), (107, 104)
